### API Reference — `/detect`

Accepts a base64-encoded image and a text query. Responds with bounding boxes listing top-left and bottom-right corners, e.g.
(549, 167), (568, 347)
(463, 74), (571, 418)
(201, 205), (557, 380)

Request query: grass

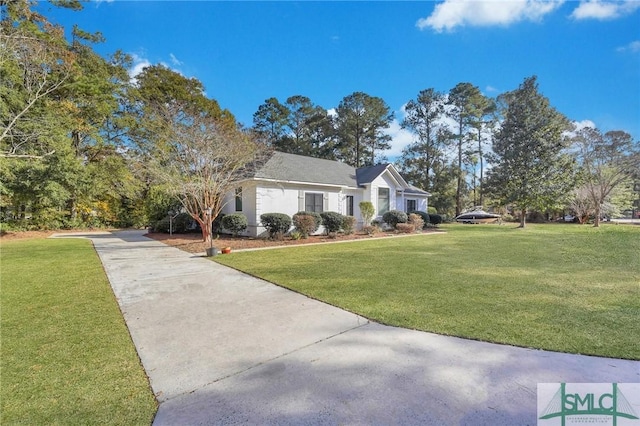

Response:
(215, 223), (640, 360)
(1, 238), (157, 425)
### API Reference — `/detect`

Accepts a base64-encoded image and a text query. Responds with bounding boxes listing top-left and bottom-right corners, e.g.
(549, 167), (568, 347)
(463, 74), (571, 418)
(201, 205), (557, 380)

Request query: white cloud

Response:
(169, 53), (183, 66)
(617, 40), (640, 53)
(384, 118), (415, 159)
(564, 119), (597, 138)
(570, 0), (640, 20)
(573, 119), (596, 131)
(417, 0), (564, 32)
(128, 53), (151, 81)
(128, 53), (187, 84)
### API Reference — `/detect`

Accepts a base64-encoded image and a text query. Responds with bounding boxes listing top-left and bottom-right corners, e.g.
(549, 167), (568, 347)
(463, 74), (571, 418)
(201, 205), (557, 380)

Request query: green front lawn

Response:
(1, 238), (157, 424)
(216, 223), (640, 360)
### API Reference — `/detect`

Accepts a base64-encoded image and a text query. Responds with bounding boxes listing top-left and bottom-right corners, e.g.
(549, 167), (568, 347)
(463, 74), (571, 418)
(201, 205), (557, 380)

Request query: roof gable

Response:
(355, 164), (388, 186)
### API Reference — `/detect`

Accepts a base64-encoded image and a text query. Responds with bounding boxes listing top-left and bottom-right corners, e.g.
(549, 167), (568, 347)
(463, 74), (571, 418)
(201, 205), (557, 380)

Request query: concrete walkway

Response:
(55, 230), (639, 425)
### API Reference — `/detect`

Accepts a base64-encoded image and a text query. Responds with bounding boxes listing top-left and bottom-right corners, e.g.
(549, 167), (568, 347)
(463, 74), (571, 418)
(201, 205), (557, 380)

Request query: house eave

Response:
(248, 177), (358, 190)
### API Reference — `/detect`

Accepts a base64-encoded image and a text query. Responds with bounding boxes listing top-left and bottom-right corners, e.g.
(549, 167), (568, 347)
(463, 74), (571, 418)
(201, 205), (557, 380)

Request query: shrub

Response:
(221, 213), (248, 236)
(320, 211), (345, 234)
(396, 223), (415, 234)
(292, 214), (316, 238)
(342, 215), (356, 235)
(383, 210), (408, 228)
(409, 210), (429, 228)
(428, 213), (443, 225)
(154, 212), (193, 233)
(363, 225), (378, 236)
(212, 213), (226, 234)
(294, 211), (323, 231)
(408, 213), (424, 231)
(260, 213), (292, 239)
(527, 211), (547, 223)
(428, 206), (438, 214)
(502, 213), (515, 222)
(359, 201), (375, 225)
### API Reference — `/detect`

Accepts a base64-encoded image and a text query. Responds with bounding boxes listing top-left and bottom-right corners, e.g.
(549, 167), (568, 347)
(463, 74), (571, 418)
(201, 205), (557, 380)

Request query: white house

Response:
(221, 151), (430, 237)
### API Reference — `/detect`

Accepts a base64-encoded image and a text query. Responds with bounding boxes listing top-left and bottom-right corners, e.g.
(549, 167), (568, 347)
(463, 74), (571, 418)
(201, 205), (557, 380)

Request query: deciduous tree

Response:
(571, 127), (639, 227)
(145, 100), (269, 243)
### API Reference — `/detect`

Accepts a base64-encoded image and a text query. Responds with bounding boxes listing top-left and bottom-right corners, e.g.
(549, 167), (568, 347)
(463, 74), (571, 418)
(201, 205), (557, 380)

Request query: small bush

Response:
(527, 211), (547, 223)
(383, 210), (408, 228)
(154, 212), (192, 233)
(221, 213), (248, 236)
(408, 213), (424, 231)
(396, 223), (415, 234)
(363, 225), (378, 236)
(359, 201), (375, 226)
(212, 213), (226, 234)
(409, 210), (429, 228)
(502, 213), (515, 222)
(260, 213), (292, 239)
(294, 211), (323, 231)
(428, 206), (438, 214)
(292, 214), (316, 238)
(320, 211), (344, 234)
(342, 215), (356, 235)
(428, 213), (443, 225)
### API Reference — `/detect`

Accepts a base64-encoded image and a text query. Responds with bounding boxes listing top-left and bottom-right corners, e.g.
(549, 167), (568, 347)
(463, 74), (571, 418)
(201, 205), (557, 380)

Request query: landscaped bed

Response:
(214, 223), (640, 360)
(145, 228), (440, 253)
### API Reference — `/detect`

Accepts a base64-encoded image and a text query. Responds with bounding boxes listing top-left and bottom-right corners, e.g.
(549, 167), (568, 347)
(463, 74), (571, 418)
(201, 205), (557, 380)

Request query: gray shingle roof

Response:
(252, 151), (429, 196)
(355, 164), (388, 186)
(254, 152), (357, 187)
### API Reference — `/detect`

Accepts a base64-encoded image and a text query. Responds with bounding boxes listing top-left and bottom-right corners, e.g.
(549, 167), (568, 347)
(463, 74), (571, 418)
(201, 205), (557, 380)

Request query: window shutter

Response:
(323, 193), (329, 211)
(298, 190), (304, 212)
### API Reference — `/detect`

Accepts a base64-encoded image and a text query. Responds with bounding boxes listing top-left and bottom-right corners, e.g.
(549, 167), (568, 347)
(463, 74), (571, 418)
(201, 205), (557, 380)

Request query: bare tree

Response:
(571, 127), (639, 227)
(569, 186), (596, 224)
(0, 28), (74, 158)
(147, 101), (270, 243)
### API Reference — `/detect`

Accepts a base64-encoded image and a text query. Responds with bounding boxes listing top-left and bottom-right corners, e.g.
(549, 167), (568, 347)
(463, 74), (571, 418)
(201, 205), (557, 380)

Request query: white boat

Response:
(455, 208), (501, 224)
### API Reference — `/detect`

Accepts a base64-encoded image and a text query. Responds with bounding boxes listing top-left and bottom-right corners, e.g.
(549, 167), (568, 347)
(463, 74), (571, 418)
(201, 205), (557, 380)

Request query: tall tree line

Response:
(252, 92), (393, 168)
(1, 1), (264, 234)
(2, 2), (637, 230)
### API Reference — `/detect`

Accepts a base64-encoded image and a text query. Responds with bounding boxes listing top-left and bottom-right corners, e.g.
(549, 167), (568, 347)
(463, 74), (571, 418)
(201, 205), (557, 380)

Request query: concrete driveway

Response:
(55, 230), (639, 425)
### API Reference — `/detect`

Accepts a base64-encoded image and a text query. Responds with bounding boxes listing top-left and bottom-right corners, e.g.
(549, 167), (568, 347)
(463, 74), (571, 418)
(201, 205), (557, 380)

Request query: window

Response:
(406, 199), (416, 213)
(378, 187), (389, 215)
(235, 187), (242, 211)
(305, 193), (324, 213)
(346, 195), (354, 216)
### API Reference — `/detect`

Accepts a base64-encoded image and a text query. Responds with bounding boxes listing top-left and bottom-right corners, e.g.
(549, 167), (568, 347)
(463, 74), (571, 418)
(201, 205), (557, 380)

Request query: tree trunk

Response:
(593, 205), (601, 227)
(195, 216), (212, 243)
(456, 136), (463, 216)
(519, 208), (526, 228)
(478, 128), (484, 207)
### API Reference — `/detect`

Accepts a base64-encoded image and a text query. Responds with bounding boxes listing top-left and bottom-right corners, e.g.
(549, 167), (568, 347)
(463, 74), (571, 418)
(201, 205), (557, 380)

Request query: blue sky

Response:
(41, 0), (640, 157)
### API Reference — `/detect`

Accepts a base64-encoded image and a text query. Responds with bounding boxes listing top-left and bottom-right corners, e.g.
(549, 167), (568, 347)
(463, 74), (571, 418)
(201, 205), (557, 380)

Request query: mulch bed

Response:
(145, 229), (440, 254)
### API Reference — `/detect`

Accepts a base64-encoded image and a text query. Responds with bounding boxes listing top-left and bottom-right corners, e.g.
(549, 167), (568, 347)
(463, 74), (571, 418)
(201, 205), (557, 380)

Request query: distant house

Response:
(221, 151), (430, 237)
